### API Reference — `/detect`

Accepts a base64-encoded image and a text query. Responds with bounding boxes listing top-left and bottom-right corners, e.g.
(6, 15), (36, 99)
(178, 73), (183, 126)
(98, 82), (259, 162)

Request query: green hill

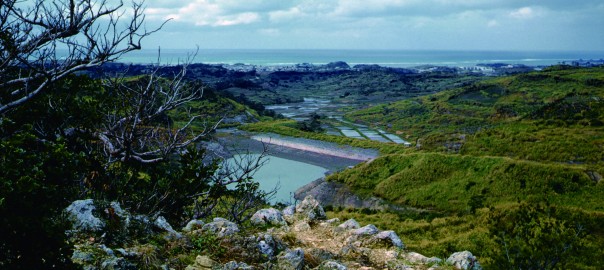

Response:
(325, 66), (604, 268)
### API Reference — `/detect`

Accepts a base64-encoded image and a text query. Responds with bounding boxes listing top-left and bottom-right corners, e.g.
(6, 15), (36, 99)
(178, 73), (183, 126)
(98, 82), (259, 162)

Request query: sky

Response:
(135, 0), (604, 51)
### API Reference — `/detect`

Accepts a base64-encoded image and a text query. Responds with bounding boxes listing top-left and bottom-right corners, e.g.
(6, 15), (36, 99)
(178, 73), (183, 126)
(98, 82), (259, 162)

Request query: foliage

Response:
(191, 232), (228, 258)
(485, 203), (589, 270)
(0, 71), (270, 267)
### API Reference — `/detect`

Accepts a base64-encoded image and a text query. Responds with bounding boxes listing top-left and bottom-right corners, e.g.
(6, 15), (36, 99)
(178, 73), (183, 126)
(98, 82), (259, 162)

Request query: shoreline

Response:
(214, 131), (371, 173)
(251, 134), (378, 162)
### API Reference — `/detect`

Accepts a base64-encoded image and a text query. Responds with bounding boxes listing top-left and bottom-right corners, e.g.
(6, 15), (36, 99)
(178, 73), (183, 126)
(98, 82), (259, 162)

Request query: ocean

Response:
(118, 49), (604, 67)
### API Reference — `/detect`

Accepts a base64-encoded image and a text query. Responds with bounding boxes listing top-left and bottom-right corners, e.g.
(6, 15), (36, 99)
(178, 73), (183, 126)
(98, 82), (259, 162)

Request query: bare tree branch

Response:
(0, 0), (168, 114)
(94, 53), (214, 164)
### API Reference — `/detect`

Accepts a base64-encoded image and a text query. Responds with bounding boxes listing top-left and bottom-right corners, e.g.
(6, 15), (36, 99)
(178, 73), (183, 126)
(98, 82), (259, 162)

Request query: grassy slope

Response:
(324, 66), (604, 268)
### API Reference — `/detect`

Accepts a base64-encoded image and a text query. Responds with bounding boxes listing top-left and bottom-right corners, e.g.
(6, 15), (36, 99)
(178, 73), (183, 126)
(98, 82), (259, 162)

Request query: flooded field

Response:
(267, 98), (412, 145)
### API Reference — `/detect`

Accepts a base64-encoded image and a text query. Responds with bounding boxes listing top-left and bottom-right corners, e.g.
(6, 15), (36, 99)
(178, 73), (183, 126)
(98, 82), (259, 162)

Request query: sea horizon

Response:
(116, 48), (604, 68)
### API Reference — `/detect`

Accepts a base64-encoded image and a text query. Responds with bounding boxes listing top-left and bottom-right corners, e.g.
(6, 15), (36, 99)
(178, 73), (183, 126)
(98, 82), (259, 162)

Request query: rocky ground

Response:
(65, 196), (482, 270)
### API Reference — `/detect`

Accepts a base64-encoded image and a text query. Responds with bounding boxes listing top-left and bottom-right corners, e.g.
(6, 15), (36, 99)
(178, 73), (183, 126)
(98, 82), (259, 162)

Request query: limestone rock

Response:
(258, 240), (274, 257)
(154, 216), (182, 239)
(404, 252), (429, 264)
(427, 257), (443, 265)
(338, 219), (361, 230)
(306, 248), (335, 264)
(183, 219), (205, 232)
(293, 221), (311, 232)
(352, 224), (379, 236)
(100, 257), (135, 270)
(65, 199), (105, 232)
(251, 208), (287, 227)
(277, 248), (305, 270)
(282, 205), (296, 224)
(202, 217), (240, 237)
(446, 251), (482, 270)
(185, 255), (217, 270)
(320, 260), (348, 270)
(295, 195), (326, 221)
(372, 230), (404, 249)
(223, 261), (254, 270)
(325, 218), (340, 225)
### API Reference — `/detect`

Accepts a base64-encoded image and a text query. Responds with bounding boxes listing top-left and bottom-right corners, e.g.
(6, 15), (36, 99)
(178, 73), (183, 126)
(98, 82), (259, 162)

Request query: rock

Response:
(154, 216), (182, 239)
(319, 260), (348, 270)
(404, 252), (429, 264)
(427, 257), (443, 265)
(71, 249), (95, 265)
(202, 217), (240, 238)
(306, 248), (335, 263)
(251, 208), (287, 227)
(186, 255), (218, 270)
(295, 195), (326, 221)
(446, 251), (482, 270)
(294, 178), (386, 210)
(324, 218), (340, 225)
(223, 261), (254, 270)
(258, 240), (274, 257)
(277, 248), (305, 270)
(282, 205), (296, 224)
(352, 224), (379, 236)
(65, 199), (105, 232)
(338, 219), (361, 230)
(293, 221), (311, 232)
(372, 230), (404, 249)
(100, 256), (135, 270)
(183, 219), (205, 232)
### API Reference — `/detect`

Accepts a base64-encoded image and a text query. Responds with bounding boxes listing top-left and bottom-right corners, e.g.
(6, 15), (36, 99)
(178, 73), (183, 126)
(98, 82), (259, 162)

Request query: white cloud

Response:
(509, 7), (536, 19)
(214, 13), (260, 26)
(487, 19), (499, 27)
(140, 0), (603, 50)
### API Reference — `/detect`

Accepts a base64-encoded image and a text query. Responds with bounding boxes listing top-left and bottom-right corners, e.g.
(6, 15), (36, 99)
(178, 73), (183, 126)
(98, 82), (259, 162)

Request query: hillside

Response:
(319, 66), (604, 268)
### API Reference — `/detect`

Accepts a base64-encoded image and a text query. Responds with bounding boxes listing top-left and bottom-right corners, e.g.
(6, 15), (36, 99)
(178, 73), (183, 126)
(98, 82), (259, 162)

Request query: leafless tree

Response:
(0, 0), (165, 114)
(96, 55), (219, 164)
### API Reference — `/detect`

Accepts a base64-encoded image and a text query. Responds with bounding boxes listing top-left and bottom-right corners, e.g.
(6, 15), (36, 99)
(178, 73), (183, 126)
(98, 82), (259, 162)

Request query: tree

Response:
(0, 0), (164, 114)
(96, 59), (219, 164)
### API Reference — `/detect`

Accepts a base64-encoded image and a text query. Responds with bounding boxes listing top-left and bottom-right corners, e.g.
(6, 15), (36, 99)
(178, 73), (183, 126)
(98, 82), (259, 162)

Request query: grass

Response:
(315, 67), (604, 269)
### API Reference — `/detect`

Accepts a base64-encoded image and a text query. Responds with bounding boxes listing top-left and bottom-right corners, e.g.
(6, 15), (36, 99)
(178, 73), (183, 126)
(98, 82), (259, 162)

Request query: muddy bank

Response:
(251, 133), (378, 161)
(212, 130), (374, 172)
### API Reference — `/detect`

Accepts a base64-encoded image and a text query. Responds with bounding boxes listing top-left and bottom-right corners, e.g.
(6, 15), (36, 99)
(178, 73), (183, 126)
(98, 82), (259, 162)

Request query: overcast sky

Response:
(138, 0), (604, 51)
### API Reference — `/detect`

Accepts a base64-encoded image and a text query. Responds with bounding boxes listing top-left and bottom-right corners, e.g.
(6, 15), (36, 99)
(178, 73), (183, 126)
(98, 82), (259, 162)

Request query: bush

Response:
(485, 203), (587, 270)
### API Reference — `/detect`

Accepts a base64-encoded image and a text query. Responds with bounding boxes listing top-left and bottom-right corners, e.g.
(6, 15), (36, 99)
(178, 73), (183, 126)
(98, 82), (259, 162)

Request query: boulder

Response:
(282, 205), (296, 224)
(258, 240), (274, 257)
(277, 248), (305, 270)
(338, 219), (361, 230)
(183, 219), (205, 232)
(352, 224), (379, 236)
(65, 199), (105, 232)
(324, 218), (340, 225)
(202, 217), (239, 238)
(295, 195), (326, 221)
(319, 260), (348, 270)
(446, 251), (482, 270)
(372, 230), (404, 249)
(306, 248), (335, 264)
(154, 216), (182, 239)
(251, 208), (287, 227)
(185, 255), (218, 270)
(223, 261), (254, 270)
(404, 252), (429, 264)
(427, 256), (443, 266)
(100, 257), (135, 270)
